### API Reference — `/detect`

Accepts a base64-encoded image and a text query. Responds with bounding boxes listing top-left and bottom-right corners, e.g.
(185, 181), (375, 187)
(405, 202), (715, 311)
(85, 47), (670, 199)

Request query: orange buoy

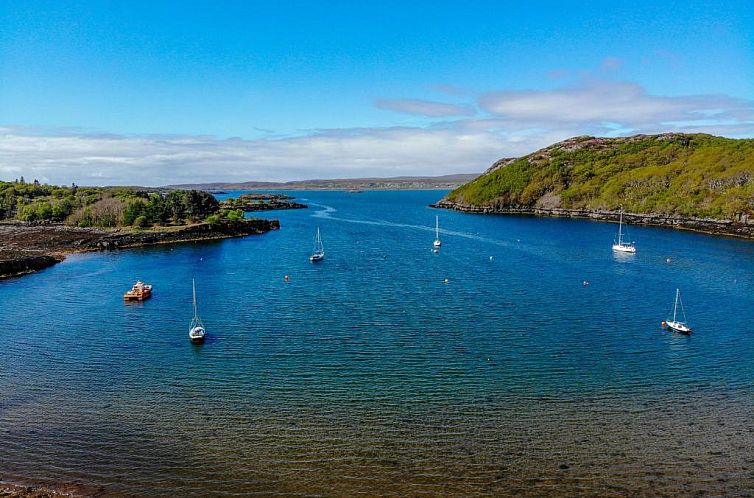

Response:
(661, 321), (666, 327)
(284, 275), (290, 282)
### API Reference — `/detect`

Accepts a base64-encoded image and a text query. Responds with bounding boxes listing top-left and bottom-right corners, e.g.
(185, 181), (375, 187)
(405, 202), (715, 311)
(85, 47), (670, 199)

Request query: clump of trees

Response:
(0, 180), (233, 229)
(121, 190), (219, 227)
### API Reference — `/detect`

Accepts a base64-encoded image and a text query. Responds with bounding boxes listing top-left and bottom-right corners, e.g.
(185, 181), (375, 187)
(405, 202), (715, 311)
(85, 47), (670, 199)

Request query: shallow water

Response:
(2, 190), (754, 496)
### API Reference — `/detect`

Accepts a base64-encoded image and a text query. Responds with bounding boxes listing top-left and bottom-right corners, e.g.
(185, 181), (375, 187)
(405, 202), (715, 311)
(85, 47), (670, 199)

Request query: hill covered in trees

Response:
(440, 133), (754, 222)
(0, 180), (244, 228)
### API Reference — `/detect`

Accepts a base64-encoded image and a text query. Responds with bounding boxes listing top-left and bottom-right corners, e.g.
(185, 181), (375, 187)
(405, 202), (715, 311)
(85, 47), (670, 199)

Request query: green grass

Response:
(446, 134), (754, 219)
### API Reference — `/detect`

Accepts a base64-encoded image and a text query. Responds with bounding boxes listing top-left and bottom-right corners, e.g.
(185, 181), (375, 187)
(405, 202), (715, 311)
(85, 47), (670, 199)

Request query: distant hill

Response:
(440, 133), (754, 219)
(435, 133), (754, 238)
(168, 174), (479, 191)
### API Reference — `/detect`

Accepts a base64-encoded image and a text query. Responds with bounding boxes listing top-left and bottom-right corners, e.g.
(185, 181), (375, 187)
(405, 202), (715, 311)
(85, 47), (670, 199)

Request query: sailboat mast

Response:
(618, 211), (623, 244)
(192, 278), (198, 318)
(435, 216), (439, 240)
(673, 288), (679, 322)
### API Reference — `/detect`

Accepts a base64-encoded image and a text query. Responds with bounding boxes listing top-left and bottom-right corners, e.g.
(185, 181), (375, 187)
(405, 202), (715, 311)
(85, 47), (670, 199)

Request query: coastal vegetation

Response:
(220, 193), (308, 211)
(444, 134), (754, 220)
(0, 180), (243, 228)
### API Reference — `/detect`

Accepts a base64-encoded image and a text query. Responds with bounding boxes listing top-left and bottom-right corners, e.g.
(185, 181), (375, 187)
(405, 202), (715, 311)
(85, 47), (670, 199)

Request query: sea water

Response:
(2, 190), (753, 496)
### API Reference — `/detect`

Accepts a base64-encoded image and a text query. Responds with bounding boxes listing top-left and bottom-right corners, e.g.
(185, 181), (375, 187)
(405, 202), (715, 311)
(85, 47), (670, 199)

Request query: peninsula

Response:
(434, 133), (754, 239)
(0, 182), (279, 278)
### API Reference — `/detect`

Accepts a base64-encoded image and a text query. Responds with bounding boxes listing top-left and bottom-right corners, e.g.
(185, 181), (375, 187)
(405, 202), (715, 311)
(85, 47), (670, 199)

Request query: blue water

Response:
(2, 190), (754, 496)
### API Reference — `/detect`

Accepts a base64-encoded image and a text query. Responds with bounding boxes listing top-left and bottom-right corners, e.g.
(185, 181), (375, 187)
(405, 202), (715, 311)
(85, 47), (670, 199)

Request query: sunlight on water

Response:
(2, 190), (754, 496)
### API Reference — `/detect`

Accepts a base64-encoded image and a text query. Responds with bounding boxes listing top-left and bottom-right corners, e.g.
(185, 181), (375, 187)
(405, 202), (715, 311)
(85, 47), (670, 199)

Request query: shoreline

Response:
(432, 200), (754, 240)
(0, 219), (279, 279)
(0, 481), (95, 497)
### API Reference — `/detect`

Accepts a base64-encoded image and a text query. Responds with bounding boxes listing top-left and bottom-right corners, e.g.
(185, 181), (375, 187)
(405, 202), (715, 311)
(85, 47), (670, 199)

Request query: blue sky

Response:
(1, 0), (753, 184)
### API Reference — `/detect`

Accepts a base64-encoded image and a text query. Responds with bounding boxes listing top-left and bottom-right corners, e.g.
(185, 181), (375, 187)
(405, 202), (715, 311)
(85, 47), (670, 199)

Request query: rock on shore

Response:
(432, 200), (754, 239)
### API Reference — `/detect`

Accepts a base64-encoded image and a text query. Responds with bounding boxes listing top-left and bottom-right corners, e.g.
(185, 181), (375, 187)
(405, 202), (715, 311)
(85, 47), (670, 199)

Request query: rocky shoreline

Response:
(0, 218), (279, 279)
(432, 200), (754, 240)
(220, 193), (308, 212)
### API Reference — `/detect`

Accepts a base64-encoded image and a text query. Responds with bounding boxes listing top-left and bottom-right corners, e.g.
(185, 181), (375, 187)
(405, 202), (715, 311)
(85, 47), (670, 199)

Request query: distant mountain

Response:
(167, 174), (479, 191)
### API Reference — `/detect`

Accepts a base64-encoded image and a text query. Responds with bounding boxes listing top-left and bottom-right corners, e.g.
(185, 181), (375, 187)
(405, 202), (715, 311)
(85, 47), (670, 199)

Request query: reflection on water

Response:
(2, 190), (754, 496)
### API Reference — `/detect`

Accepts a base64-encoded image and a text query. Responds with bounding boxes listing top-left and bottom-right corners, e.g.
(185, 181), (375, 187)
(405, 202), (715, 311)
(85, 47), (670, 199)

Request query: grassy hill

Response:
(443, 133), (754, 220)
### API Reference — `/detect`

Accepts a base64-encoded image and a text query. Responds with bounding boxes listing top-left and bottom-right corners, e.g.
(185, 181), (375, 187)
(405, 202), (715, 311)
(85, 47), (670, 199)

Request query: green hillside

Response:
(444, 133), (754, 219)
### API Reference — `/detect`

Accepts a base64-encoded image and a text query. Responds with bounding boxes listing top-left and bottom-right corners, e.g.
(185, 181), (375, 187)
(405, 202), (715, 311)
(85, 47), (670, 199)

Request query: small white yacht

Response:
(189, 279), (206, 343)
(310, 227), (325, 262)
(433, 216), (442, 248)
(612, 209), (636, 253)
(663, 288), (692, 334)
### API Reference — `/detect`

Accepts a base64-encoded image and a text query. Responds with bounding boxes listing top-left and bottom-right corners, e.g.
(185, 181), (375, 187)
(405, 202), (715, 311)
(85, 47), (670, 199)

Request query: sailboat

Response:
(612, 209), (636, 253)
(310, 227), (325, 262)
(433, 216), (442, 248)
(663, 288), (692, 334)
(189, 279), (206, 343)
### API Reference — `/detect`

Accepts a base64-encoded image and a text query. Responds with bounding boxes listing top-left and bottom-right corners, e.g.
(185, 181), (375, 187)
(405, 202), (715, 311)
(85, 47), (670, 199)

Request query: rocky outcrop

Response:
(0, 254), (61, 279)
(432, 200), (754, 239)
(0, 219), (279, 278)
(80, 218), (280, 250)
(220, 193), (308, 212)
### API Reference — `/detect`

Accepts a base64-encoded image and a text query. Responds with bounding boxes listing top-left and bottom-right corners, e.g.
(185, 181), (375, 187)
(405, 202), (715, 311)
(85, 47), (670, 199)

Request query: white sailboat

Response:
(433, 216), (442, 248)
(189, 279), (206, 343)
(612, 209), (636, 253)
(663, 288), (692, 334)
(310, 227), (325, 262)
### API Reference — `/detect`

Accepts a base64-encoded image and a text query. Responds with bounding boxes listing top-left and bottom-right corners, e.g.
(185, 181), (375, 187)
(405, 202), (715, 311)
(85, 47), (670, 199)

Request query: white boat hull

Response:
(665, 321), (691, 334)
(189, 326), (206, 343)
(433, 240), (441, 248)
(612, 243), (636, 253)
(310, 252), (324, 262)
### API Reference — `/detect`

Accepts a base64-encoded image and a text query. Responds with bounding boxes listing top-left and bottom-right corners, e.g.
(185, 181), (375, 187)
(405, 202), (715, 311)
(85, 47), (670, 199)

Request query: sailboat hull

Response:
(612, 243), (636, 253)
(310, 252), (324, 262)
(665, 321), (692, 334)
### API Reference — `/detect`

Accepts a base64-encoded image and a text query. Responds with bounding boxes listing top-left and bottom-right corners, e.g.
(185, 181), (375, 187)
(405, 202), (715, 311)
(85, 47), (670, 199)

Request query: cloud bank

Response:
(2, 80), (753, 186)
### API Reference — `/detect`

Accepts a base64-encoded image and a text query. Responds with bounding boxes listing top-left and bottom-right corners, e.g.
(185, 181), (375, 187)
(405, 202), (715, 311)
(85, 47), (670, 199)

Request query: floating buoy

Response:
(444, 278), (449, 284)
(582, 280), (590, 286)
(661, 321), (667, 327)
(284, 275), (290, 282)
(666, 257), (672, 263)
(489, 256), (493, 261)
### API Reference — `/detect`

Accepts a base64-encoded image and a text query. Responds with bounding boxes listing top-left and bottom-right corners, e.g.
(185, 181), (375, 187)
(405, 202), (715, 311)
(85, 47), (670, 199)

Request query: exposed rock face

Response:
(0, 219), (279, 278)
(0, 255), (61, 279)
(432, 200), (754, 239)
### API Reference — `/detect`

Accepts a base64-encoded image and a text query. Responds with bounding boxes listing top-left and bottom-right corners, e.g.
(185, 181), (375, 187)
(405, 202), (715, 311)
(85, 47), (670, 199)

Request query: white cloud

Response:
(0, 127), (511, 186)
(2, 80), (753, 186)
(479, 80), (754, 129)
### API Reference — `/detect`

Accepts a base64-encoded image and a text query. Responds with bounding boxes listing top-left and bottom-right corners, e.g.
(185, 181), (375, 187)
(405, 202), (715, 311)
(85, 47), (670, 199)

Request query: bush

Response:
(205, 214), (221, 225)
(226, 209), (243, 221)
(133, 215), (149, 228)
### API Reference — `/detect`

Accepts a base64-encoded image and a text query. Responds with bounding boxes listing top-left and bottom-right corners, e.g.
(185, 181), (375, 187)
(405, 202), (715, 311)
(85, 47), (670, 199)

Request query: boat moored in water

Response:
(189, 278), (206, 343)
(310, 227), (325, 262)
(124, 281), (153, 301)
(433, 215), (442, 248)
(663, 288), (692, 334)
(612, 209), (636, 253)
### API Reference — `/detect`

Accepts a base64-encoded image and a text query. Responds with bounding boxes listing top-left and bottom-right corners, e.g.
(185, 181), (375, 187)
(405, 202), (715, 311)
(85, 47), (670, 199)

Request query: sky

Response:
(1, 0), (753, 185)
